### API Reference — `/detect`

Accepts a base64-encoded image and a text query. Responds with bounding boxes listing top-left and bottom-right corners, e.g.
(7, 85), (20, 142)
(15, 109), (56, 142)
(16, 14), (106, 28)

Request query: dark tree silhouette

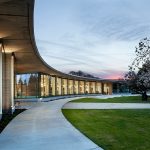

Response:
(69, 70), (99, 79)
(125, 38), (150, 101)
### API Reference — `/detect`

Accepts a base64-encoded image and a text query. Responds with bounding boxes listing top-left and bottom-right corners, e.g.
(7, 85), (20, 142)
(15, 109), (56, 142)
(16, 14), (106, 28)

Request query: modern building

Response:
(0, 0), (112, 119)
(111, 79), (130, 94)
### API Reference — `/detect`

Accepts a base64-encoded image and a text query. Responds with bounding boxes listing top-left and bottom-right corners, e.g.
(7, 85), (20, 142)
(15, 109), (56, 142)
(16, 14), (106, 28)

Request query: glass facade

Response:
(85, 81), (90, 94)
(15, 72), (110, 98)
(40, 74), (51, 97)
(15, 73), (52, 98)
(62, 79), (67, 95)
(68, 80), (73, 94)
(56, 77), (62, 95)
(90, 82), (96, 93)
(74, 81), (79, 94)
(79, 81), (84, 94)
(15, 73), (39, 98)
(96, 82), (102, 93)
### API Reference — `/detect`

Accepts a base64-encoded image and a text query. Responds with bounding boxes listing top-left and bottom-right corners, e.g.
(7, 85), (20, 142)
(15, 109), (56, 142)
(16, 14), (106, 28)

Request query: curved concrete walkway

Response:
(0, 97), (102, 150)
(63, 102), (150, 109)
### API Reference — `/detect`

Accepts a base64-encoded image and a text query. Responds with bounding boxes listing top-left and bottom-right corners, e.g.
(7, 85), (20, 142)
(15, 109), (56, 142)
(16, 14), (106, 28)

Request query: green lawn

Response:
(62, 109), (150, 150)
(71, 96), (150, 103)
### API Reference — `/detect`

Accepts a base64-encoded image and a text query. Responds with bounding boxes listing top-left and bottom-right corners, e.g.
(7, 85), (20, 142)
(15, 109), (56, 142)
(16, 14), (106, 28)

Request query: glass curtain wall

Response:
(62, 79), (67, 95)
(68, 80), (73, 94)
(15, 72), (53, 98)
(79, 81), (84, 94)
(15, 73), (105, 98)
(74, 81), (79, 94)
(85, 82), (90, 94)
(51, 76), (56, 96)
(40, 74), (51, 97)
(96, 82), (101, 93)
(56, 77), (62, 95)
(15, 73), (39, 98)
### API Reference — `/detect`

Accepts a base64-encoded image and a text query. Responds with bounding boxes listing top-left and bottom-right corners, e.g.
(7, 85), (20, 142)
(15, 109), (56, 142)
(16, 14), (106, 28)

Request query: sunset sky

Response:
(34, 0), (150, 79)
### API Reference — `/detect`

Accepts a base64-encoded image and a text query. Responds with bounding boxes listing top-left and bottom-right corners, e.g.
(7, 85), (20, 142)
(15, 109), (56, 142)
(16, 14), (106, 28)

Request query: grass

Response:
(62, 109), (150, 150)
(0, 109), (26, 133)
(71, 96), (150, 103)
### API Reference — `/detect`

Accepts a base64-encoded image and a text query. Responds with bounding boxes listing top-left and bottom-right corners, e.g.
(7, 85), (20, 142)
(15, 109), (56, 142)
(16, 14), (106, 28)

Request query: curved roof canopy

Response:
(0, 0), (108, 82)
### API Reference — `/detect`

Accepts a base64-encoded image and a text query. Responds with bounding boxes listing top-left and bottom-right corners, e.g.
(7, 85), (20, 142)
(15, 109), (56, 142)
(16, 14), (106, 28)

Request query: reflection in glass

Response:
(15, 73), (52, 98)
(15, 73), (105, 98)
(41, 74), (50, 97)
(15, 73), (38, 98)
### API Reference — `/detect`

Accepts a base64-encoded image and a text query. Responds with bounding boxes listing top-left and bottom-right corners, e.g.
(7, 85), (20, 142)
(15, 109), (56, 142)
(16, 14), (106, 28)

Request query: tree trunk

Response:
(142, 91), (148, 101)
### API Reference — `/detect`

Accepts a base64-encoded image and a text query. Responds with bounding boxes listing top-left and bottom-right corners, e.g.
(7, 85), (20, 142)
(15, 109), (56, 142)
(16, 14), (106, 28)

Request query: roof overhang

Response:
(0, 0), (110, 82)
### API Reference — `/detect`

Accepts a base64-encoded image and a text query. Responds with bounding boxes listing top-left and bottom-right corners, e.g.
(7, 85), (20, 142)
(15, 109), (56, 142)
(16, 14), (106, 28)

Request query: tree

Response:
(132, 37), (150, 69)
(125, 61), (150, 100)
(69, 70), (99, 79)
(125, 38), (150, 101)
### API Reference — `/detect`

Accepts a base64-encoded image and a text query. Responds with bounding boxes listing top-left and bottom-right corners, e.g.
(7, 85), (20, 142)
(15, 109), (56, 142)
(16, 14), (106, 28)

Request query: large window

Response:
(40, 74), (51, 97)
(15, 73), (38, 98)
(15, 72), (53, 98)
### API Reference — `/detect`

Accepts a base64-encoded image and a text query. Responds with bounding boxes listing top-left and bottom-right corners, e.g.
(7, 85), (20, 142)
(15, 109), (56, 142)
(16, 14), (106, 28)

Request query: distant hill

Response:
(69, 70), (100, 79)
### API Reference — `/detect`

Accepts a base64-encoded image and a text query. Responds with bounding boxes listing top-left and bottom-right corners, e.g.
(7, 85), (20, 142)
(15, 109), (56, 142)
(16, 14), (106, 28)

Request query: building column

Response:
(55, 76), (57, 96)
(89, 82), (91, 93)
(78, 81), (80, 94)
(95, 82), (97, 94)
(38, 73), (41, 97)
(109, 83), (113, 95)
(51, 76), (56, 96)
(61, 78), (62, 95)
(90, 82), (92, 93)
(76, 80), (79, 94)
(102, 83), (104, 94)
(67, 79), (69, 95)
(73, 80), (75, 94)
(84, 81), (86, 94)
(61, 78), (63, 95)
(0, 44), (2, 119)
(11, 53), (15, 113)
(3, 53), (15, 114)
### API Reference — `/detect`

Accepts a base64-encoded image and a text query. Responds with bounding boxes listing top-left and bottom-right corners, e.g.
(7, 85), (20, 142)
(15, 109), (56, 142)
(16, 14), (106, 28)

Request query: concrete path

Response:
(14, 94), (133, 109)
(0, 97), (102, 150)
(63, 102), (150, 109)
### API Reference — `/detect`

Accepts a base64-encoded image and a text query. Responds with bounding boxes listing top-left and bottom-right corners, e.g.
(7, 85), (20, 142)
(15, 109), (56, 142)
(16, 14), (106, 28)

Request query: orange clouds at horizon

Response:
(103, 74), (124, 80)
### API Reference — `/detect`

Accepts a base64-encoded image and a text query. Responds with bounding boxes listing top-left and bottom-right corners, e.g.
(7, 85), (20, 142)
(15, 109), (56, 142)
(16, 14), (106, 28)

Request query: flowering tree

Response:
(132, 37), (150, 68)
(125, 38), (150, 101)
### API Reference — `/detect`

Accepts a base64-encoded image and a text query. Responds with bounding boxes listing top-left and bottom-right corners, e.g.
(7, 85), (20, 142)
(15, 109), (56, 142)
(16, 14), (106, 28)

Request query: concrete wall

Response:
(2, 53), (14, 114)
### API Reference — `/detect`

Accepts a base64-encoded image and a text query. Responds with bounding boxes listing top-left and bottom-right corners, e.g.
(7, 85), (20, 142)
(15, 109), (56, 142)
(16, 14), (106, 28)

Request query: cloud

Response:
(35, 0), (150, 79)
(92, 69), (126, 79)
(36, 38), (136, 78)
(75, 0), (150, 41)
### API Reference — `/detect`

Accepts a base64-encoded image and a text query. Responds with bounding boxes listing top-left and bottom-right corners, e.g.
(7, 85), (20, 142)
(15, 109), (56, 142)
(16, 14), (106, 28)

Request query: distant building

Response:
(111, 79), (130, 94)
